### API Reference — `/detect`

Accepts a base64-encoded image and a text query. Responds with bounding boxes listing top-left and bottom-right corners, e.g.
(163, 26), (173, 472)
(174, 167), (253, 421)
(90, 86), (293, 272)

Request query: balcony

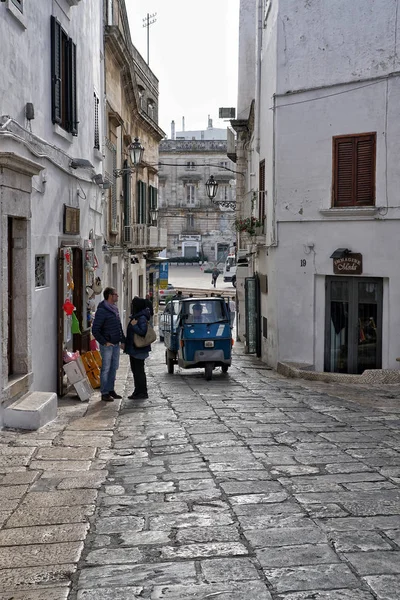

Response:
(124, 225), (167, 251)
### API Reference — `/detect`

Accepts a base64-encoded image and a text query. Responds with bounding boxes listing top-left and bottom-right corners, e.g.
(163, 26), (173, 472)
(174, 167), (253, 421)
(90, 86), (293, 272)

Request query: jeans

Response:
(129, 356), (147, 395)
(99, 344), (120, 394)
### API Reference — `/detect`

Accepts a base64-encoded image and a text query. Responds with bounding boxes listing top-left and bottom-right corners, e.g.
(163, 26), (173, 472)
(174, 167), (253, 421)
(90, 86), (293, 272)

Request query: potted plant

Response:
(234, 217), (264, 236)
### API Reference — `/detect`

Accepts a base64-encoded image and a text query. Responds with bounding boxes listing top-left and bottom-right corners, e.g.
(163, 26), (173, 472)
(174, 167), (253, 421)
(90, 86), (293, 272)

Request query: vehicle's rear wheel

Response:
(204, 362), (213, 380)
(159, 334), (164, 342)
(221, 364), (229, 373)
(167, 358), (174, 374)
(232, 276), (236, 288)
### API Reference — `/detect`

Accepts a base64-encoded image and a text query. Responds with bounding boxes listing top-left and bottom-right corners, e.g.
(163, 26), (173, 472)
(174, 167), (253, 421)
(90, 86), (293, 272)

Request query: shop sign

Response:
(179, 234), (201, 241)
(333, 253), (363, 275)
(63, 205), (80, 235)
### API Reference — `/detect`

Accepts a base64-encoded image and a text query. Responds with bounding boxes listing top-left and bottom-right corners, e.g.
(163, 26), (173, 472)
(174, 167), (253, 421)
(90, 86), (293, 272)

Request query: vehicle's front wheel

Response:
(204, 362), (213, 380)
(232, 276), (236, 288)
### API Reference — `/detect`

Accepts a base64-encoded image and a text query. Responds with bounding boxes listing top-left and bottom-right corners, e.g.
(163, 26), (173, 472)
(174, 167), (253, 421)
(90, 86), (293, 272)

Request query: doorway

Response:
(324, 277), (382, 374)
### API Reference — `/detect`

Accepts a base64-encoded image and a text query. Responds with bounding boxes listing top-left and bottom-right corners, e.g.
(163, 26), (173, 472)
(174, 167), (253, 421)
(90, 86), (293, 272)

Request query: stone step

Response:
(4, 391), (57, 430)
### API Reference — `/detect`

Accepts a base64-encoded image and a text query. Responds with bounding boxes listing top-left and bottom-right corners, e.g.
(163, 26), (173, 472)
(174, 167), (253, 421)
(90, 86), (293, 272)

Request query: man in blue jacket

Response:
(92, 287), (125, 402)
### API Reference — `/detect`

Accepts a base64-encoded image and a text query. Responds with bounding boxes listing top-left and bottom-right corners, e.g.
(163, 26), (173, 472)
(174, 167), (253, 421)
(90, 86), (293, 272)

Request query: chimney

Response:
(208, 115), (213, 129)
(182, 116), (185, 132)
(171, 120), (175, 140)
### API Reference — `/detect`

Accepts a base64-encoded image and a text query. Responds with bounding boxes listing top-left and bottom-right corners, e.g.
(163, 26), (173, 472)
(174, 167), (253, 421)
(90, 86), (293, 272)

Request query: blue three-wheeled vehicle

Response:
(163, 297), (232, 380)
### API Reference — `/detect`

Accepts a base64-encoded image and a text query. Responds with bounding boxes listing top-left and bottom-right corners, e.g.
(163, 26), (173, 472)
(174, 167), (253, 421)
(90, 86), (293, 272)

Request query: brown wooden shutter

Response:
(334, 138), (353, 206)
(334, 134), (375, 207)
(50, 16), (62, 125)
(355, 135), (375, 205)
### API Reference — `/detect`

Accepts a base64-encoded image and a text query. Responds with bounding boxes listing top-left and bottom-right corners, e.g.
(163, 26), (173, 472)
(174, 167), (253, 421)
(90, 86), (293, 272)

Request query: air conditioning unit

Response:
(124, 225), (132, 243)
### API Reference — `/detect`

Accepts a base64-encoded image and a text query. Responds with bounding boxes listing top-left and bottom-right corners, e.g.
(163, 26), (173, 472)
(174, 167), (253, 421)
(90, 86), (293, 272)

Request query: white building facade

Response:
(0, 0), (105, 421)
(234, 0), (400, 375)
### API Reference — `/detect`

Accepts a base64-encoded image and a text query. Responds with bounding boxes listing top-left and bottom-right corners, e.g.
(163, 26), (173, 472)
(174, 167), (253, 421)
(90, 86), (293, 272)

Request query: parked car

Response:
(159, 283), (176, 303)
(159, 299), (180, 341)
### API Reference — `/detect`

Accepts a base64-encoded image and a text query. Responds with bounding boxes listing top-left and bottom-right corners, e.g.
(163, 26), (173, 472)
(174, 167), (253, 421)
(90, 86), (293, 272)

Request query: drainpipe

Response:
(255, 0), (263, 154)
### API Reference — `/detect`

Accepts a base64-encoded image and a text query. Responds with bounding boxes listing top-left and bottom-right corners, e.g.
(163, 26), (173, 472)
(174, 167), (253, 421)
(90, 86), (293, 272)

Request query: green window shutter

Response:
(50, 16), (62, 125)
(123, 160), (131, 224)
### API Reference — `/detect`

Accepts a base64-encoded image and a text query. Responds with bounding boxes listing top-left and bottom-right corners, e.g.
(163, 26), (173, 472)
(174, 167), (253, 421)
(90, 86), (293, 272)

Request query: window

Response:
(35, 255), (47, 288)
(149, 185), (158, 211)
(137, 180), (147, 224)
(138, 86), (144, 109)
(148, 100), (154, 120)
(187, 214), (194, 230)
(220, 185), (230, 201)
(186, 161), (196, 170)
(186, 184), (196, 206)
(333, 133), (376, 207)
(94, 92), (100, 149)
(219, 161), (229, 170)
(50, 16), (78, 135)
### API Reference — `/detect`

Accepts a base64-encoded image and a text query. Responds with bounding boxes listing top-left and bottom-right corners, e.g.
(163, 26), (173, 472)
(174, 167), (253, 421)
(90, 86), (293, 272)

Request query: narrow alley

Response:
(1, 341), (400, 599)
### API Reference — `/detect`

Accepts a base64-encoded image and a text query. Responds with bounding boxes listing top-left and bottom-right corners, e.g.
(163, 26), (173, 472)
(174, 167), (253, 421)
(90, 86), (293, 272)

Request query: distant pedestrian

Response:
(211, 267), (220, 288)
(174, 290), (184, 301)
(124, 297), (152, 400)
(228, 296), (236, 329)
(92, 287), (125, 402)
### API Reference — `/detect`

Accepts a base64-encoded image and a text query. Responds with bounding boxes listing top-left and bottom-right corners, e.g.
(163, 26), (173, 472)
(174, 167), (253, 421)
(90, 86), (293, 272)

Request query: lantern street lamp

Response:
(205, 175), (219, 200)
(114, 137), (145, 177)
(129, 137), (145, 167)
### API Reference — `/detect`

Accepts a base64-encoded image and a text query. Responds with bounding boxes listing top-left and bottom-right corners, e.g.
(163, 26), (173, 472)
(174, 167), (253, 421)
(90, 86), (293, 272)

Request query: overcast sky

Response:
(126, 0), (240, 138)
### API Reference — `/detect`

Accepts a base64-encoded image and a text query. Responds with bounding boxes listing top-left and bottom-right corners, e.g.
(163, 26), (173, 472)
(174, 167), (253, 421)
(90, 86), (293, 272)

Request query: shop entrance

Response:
(324, 277), (382, 374)
(57, 246), (89, 395)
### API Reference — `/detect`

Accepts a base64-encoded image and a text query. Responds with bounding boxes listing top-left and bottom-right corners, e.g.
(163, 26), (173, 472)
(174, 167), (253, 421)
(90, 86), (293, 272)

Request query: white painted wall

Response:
(237, 0), (400, 372)
(0, 0), (104, 394)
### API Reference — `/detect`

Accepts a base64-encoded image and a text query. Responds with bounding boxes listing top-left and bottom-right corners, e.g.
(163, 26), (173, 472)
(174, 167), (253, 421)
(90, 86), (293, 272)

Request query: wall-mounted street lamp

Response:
(114, 138), (145, 178)
(205, 174), (237, 210)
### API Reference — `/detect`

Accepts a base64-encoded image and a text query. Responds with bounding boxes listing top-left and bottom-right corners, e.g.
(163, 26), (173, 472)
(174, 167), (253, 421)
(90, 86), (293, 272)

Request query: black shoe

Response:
(101, 394), (114, 402)
(128, 392), (137, 399)
(134, 393), (148, 400)
(109, 391), (122, 399)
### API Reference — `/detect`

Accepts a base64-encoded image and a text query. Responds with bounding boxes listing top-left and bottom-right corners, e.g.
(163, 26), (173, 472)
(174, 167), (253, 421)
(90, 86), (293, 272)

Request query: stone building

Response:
(103, 0), (166, 321)
(158, 120), (236, 265)
(233, 0), (400, 375)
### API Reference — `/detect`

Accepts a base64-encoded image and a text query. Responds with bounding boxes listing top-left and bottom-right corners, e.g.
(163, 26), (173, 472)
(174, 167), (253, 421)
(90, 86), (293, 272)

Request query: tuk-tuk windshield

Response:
(183, 300), (227, 324)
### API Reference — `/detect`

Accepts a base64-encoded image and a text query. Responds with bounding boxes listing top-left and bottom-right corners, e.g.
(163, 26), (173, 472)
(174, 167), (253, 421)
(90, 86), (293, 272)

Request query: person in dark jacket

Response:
(92, 287), (125, 402)
(124, 297), (152, 400)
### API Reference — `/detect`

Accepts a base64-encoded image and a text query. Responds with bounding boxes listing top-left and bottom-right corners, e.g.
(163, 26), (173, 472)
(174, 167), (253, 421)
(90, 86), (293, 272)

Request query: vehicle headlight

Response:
(204, 340), (214, 348)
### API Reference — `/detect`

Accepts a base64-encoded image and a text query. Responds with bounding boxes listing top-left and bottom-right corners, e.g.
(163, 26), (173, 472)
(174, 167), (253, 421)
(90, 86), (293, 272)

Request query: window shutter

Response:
(334, 134), (375, 207)
(68, 39), (78, 135)
(259, 159), (265, 220)
(334, 138), (354, 206)
(137, 181), (147, 224)
(123, 161), (131, 225)
(355, 135), (375, 205)
(50, 16), (62, 125)
(94, 93), (100, 149)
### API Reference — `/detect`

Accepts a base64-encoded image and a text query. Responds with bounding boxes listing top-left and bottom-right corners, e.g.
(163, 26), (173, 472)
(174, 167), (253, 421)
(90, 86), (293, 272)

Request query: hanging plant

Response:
(234, 217), (264, 236)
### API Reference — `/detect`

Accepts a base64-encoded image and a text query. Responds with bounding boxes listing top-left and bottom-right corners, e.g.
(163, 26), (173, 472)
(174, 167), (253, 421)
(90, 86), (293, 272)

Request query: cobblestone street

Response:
(1, 340), (400, 599)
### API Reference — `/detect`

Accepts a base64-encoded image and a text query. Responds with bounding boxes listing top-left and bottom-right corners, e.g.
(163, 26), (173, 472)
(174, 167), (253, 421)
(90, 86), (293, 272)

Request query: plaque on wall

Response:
(63, 205), (80, 235)
(333, 253), (363, 275)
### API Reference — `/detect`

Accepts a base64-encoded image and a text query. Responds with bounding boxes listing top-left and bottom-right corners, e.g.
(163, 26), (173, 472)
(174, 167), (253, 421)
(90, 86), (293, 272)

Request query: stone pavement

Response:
(0, 341), (400, 599)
